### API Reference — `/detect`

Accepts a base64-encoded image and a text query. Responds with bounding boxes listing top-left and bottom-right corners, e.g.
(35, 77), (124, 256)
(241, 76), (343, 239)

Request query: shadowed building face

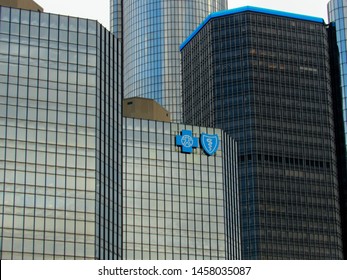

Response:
(181, 6), (344, 259)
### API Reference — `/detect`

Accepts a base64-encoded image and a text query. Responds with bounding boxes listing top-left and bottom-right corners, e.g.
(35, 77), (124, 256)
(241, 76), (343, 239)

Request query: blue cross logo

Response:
(176, 130), (199, 153)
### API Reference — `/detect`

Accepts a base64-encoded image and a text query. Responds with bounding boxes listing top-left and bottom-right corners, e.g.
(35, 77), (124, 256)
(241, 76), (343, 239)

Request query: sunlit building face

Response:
(0, 6), (122, 260)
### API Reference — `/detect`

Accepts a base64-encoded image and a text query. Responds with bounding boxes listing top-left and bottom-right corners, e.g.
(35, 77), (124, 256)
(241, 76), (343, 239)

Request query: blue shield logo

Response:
(200, 133), (219, 156)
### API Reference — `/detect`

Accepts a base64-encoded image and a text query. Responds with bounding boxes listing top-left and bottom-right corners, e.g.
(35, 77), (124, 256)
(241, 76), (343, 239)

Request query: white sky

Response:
(35, 0), (330, 30)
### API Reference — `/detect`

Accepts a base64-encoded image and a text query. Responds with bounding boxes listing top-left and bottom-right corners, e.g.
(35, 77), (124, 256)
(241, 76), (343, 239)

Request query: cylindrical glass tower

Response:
(328, 0), (347, 142)
(328, 0), (347, 259)
(111, 0), (228, 122)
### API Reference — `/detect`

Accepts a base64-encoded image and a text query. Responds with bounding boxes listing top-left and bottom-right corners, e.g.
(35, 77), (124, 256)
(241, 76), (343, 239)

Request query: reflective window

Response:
(181, 9), (343, 260)
(123, 118), (239, 260)
(0, 6), (122, 260)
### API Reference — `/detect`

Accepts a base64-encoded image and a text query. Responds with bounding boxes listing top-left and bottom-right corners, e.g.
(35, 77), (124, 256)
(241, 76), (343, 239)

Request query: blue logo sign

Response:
(176, 130), (199, 153)
(200, 133), (219, 156)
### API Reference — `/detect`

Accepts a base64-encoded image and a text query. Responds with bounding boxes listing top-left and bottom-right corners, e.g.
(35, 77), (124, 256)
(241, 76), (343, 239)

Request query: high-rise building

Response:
(328, 1), (347, 139)
(110, 0), (228, 122)
(328, 0), (347, 259)
(0, 1), (240, 261)
(123, 117), (240, 259)
(0, 5), (122, 259)
(181, 6), (344, 259)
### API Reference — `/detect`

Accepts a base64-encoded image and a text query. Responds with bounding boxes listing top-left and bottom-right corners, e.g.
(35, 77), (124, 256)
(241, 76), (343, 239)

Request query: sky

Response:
(34, 0), (331, 30)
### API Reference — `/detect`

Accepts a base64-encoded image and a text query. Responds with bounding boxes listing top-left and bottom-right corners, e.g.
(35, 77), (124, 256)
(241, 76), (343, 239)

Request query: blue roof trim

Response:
(180, 6), (324, 51)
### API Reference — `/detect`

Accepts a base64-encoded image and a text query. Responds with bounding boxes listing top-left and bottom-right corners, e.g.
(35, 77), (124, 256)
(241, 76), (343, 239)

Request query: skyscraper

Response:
(181, 6), (344, 259)
(122, 117), (241, 260)
(328, 0), (347, 259)
(110, 0), (227, 122)
(328, 1), (347, 139)
(0, 5), (122, 259)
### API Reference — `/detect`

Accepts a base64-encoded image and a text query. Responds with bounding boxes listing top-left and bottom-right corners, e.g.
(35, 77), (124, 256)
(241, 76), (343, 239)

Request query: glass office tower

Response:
(123, 118), (240, 259)
(181, 7), (343, 259)
(110, 0), (227, 122)
(0, 6), (122, 259)
(328, 0), (347, 259)
(328, 0), (347, 142)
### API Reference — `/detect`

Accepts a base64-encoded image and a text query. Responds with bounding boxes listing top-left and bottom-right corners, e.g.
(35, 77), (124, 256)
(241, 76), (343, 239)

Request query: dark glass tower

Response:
(181, 6), (343, 259)
(0, 6), (122, 259)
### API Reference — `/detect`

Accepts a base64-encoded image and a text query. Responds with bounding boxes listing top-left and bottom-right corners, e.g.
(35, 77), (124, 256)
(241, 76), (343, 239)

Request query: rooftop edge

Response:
(180, 6), (325, 51)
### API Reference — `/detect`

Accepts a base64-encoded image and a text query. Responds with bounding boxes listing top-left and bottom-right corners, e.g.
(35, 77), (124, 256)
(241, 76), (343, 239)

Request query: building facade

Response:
(110, 0), (227, 122)
(181, 7), (344, 259)
(328, 0), (347, 144)
(123, 97), (171, 122)
(328, 0), (347, 259)
(0, 6), (122, 259)
(123, 117), (240, 259)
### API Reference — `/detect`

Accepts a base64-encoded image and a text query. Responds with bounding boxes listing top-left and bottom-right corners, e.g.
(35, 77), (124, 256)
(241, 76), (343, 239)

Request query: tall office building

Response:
(0, 6), (122, 259)
(123, 117), (240, 259)
(110, 0), (227, 122)
(181, 6), (344, 259)
(328, 0), (347, 259)
(328, 0), (347, 139)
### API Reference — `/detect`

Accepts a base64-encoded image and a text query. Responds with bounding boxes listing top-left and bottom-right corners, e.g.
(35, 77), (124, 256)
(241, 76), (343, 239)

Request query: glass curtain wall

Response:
(0, 6), (122, 259)
(111, 0), (227, 122)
